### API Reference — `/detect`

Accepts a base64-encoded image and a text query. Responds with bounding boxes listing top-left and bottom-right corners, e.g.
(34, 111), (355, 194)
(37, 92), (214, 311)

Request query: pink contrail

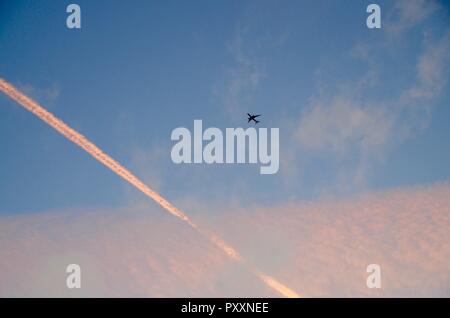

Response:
(0, 78), (300, 298)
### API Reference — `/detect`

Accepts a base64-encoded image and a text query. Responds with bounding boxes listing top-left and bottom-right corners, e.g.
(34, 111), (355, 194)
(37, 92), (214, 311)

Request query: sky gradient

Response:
(0, 0), (449, 297)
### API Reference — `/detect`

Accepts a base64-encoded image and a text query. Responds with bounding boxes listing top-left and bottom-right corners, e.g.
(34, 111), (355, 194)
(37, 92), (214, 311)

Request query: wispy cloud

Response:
(16, 82), (60, 106)
(295, 96), (393, 155)
(296, 28), (450, 155)
(385, 0), (440, 35)
(216, 24), (266, 120)
(290, 2), (449, 192)
(403, 29), (450, 100)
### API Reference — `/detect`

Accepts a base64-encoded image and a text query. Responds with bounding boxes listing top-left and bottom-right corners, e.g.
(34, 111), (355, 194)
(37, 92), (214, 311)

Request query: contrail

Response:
(0, 78), (300, 298)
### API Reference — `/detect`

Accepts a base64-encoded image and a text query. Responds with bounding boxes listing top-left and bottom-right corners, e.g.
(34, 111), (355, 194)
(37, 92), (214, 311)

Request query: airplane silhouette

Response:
(247, 113), (261, 124)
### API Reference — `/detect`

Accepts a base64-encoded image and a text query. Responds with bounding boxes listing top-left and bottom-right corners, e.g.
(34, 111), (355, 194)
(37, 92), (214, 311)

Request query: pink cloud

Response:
(0, 183), (449, 297)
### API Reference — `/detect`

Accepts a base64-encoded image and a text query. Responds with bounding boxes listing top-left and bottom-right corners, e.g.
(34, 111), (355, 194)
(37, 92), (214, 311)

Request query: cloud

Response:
(16, 82), (60, 106)
(403, 30), (450, 100)
(290, 20), (450, 191)
(0, 183), (449, 297)
(129, 145), (168, 193)
(386, 0), (439, 35)
(295, 96), (393, 155)
(193, 183), (450, 297)
(215, 24), (266, 120)
(0, 204), (274, 297)
(296, 28), (449, 153)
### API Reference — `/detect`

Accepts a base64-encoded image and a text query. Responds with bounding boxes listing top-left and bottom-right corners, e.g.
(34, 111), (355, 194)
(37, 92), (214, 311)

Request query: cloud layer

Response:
(1, 183), (449, 297)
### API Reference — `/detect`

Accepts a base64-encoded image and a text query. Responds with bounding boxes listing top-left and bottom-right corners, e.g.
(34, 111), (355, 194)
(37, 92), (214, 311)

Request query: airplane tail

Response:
(255, 120), (259, 124)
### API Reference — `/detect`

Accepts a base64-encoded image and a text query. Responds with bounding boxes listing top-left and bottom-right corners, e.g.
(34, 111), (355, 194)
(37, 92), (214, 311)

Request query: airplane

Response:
(247, 113), (261, 124)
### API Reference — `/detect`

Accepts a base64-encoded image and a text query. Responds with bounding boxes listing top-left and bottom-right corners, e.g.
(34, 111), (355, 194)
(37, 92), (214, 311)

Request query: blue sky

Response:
(1, 0), (449, 215)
